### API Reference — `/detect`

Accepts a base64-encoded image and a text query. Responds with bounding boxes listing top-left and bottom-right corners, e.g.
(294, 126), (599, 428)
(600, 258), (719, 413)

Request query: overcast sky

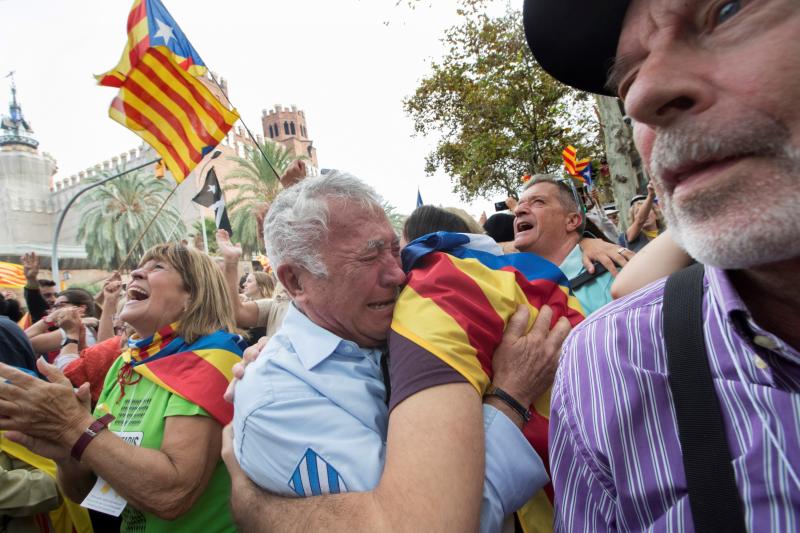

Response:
(1, 0), (510, 217)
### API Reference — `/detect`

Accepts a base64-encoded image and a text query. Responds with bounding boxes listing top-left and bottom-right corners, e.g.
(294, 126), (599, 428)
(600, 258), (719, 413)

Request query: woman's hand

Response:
(103, 275), (124, 309)
(579, 238), (633, 277)
(216, 229), (242, 264)
(0, 359), (94, 454)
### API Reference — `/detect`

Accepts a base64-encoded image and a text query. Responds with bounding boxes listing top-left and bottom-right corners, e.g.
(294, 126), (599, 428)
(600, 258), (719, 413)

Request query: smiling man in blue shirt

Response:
(226, 171), (565, 532)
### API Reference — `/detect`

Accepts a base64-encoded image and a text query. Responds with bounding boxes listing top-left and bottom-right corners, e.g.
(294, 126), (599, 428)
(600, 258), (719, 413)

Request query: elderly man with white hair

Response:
(523, 0), (800, 531)
(224, 170), (568, 531)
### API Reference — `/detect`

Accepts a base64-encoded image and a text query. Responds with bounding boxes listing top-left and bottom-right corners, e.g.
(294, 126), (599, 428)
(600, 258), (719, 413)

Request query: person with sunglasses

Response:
(513, 174), (619, 316)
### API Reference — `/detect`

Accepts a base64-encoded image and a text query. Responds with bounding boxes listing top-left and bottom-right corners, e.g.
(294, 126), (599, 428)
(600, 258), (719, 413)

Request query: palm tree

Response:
(76, 170), (186, 270)
(224, 141), (304, 255)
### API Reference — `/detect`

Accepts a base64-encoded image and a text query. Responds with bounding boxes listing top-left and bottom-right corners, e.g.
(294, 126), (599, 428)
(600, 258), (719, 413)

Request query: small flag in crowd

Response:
(98, 0), (239, 183)
(192, 168), (232, 236)
(579, 162), (593, 187)
(0, 262), (26, 288)
(416, 188), (424, 209)
(521, 175), (532, 183)
(562, 145), (590, 180)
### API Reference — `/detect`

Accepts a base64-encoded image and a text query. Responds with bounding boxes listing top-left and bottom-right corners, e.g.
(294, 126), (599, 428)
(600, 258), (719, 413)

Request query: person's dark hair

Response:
(483, 213), (516, 243)
(39, 279), (56, 288)
(0, 294), (23, 322)
(59, 288), (96, 317)
(403, 205), (471, 243)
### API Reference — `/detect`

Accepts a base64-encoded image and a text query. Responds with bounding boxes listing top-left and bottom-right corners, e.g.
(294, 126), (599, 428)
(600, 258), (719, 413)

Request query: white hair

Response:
(263, 170), (384, 277)
(649, 110), (800, 269)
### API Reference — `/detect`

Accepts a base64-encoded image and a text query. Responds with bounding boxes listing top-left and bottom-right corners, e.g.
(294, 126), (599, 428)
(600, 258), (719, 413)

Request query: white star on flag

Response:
(154, 19), (175, 45)
(208, 184), (217, 194)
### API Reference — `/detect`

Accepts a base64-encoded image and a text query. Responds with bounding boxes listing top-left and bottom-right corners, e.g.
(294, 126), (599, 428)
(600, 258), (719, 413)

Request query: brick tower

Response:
(261, 104), (318, 171)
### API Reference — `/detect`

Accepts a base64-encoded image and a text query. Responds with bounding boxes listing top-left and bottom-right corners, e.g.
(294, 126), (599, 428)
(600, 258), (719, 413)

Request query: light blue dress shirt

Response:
(559, 244), (614, 317)
(234, 304), (547, 533)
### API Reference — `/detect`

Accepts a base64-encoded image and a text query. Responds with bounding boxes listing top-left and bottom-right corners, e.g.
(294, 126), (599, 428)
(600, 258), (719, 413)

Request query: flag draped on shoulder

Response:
(98, 0), (239, 183)
(120, 323), (245, 425)
(0, 261), (26, 288)
(192, 168), (233, 236)
(391, 232), (585, 533)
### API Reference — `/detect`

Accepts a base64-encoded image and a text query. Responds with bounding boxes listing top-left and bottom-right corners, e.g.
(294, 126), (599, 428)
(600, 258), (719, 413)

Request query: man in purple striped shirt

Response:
(524, 0), (800, 530)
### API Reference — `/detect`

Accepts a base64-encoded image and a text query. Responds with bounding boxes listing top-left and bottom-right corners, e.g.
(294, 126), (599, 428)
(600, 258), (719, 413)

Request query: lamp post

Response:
(51, 158), (159, 285)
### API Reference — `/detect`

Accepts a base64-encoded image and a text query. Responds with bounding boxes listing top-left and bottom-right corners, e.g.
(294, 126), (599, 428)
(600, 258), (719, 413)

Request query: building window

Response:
(275, 123), (280, 136)
(284, 121), (290, 135)
(268, 125), (274, 138)
(290, 122), (296, 135)
(300, 125), (306, 137)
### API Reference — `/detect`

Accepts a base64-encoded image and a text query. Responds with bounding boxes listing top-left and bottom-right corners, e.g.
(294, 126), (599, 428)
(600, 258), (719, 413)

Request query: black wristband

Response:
(486, 386), (531, 423)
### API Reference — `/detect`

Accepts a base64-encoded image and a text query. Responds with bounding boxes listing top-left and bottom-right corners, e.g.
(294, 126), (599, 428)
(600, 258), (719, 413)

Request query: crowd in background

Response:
(2, 0), (799, 531)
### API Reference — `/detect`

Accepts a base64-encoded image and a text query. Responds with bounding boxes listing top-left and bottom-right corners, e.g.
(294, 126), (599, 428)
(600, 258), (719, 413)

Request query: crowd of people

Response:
(1, 0), (799, 531)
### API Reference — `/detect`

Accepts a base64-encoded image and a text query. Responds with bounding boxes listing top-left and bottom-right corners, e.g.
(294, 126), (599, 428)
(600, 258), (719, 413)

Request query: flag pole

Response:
(206, 72), (282, 182)
(200, 210), (209, 254)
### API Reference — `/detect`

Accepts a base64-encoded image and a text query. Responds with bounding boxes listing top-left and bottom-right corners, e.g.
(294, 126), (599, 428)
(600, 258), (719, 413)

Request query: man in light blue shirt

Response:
(225, 171), (563, 532)
(513, 175), (615, 316)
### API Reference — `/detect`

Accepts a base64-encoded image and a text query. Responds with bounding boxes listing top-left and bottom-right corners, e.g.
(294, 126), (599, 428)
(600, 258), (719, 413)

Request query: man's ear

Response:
(565, 212), (583, 233)
(276, 264), (304, 301)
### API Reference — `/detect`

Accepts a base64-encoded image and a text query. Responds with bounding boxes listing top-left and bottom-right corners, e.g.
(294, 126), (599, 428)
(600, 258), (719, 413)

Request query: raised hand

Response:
(21, 252), (40, 285)
(216, 229), (242, 263)
(279, 160), (307, 189)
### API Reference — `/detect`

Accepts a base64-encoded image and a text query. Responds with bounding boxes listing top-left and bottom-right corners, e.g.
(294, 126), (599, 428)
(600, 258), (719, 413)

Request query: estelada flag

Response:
(192, 168), (233, 236)
(391, 232), (585, 533)
(98, 0), (238, 183)
(120, 324), (245, 425)
(0, 261), (26, 288)
(562, 145), (590, 179)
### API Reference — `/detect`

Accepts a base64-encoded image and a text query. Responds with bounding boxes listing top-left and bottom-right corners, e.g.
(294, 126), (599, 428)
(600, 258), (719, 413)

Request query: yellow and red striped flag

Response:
(391, 233), (585, 533)
(0, 262), (26, 288)
(98, 0), (239, 183)
(561, 145), (590, 181)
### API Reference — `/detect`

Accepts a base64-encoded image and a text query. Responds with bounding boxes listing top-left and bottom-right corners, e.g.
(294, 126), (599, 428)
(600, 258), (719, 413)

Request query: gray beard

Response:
(648, 114), (800, 269)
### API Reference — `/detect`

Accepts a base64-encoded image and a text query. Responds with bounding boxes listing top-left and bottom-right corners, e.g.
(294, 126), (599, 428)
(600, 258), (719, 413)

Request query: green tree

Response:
(224, 141), (304, 255)
(404, 1), (601, 201)
(76, 171), (185, 270)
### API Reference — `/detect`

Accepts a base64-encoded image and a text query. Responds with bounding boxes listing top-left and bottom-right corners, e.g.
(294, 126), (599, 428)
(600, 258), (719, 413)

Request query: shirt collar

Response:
(707, 266), (800, 363)
(281, 303), (380, 370)
(558, 244), (585, 280)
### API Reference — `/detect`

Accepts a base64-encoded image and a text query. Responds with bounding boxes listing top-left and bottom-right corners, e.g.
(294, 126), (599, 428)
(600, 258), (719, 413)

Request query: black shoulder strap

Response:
(569, 262), (608, 291)
(663, 263), (747, 533)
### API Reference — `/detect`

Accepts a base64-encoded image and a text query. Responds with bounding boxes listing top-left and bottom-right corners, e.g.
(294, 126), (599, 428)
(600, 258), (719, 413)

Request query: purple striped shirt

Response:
(550, 266), (800, 532)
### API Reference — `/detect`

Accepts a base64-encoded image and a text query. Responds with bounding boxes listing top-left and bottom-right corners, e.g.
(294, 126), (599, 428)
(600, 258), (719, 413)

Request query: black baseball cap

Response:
(522, 0), (631, 95)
